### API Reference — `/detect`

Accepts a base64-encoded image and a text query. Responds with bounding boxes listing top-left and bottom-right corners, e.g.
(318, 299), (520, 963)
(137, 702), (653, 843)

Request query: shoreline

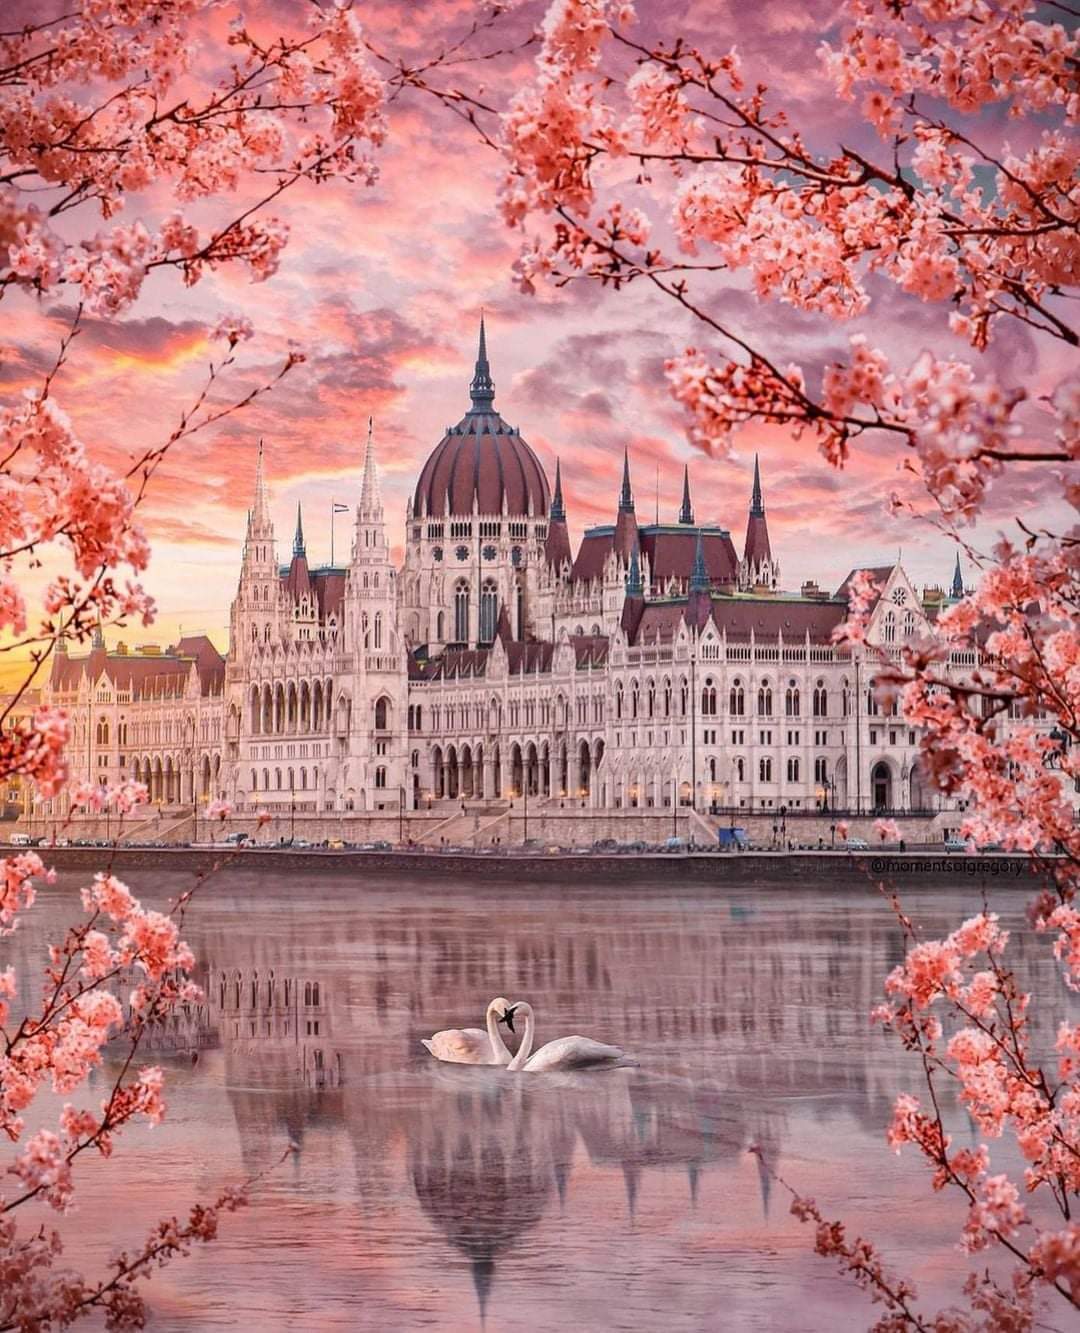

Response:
(30, 844), (1046, 886)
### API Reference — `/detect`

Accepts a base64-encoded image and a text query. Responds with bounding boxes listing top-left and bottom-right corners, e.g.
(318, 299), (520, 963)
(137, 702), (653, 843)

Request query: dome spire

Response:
(679, 464), (694, 525)
(469, 310), (495, 411)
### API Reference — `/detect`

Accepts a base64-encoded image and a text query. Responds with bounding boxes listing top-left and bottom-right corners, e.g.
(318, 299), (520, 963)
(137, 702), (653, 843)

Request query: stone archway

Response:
(871, 760), (893, 811)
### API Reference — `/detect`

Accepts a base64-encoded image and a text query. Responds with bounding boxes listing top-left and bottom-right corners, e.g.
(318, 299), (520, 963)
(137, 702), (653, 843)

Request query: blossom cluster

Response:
(1, 1), (388, 314)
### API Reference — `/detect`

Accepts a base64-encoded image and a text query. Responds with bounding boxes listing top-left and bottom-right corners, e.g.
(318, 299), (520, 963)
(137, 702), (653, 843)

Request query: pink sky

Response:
(2, 0), (1069, 679)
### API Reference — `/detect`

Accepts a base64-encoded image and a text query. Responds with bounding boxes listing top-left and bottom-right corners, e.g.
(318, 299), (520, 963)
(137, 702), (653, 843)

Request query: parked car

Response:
(944, 837), (969, 852)
(716, 827), (749, 850)
(327, 838), (345, 850)
(845, 837), (870, 850)
(222, 830), (251, 846)
(8, 832), (34, 846)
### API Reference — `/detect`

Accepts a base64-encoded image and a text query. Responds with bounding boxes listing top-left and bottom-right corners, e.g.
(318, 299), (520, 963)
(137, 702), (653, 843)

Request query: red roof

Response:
(572, 526), (738, 586)
(743, 512), (772, 566)
(49, 637), (224, 697)
(413, 410), (550, 518)
(642, 529), (738, 585)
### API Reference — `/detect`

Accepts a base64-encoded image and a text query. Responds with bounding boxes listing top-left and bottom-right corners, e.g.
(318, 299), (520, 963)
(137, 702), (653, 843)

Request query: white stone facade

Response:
(40, 329), (1010, 828)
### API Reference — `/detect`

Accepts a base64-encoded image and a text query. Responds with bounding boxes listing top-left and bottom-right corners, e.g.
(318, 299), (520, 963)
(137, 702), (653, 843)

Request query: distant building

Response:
(39, 321), (1005, 824)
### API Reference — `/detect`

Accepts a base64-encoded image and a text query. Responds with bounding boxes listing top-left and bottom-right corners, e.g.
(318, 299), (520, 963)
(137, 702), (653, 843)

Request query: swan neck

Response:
(508, 1007), (535, 1072)
(486, 1004), (510, 1061)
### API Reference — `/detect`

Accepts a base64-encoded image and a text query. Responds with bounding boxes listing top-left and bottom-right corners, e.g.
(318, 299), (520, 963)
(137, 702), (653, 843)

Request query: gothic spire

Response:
(360, 416), (383, 519)
(750, 453), (764, 517)
(469, 311), (495, 411)
(626, 541), (643, 597)
(951, 552), (964, 599)
(550, 457), (565, 521)
(250, 438), (272, 532)
(690, 529), (709, 591)
(679, 464), (694, 525)
(293, 502), (305, 558)
(619, 447), (634, 513)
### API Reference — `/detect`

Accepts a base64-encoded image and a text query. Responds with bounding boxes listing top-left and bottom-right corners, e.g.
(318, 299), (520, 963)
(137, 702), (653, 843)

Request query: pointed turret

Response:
(741, 453), (775, 590)
(359, 416), (383, 521)
(679, 464), (694, 525)
(545, 457), (573, 569)
(750, 453), (764, 517)
(284, 501), (311, 601)
(248, 439), (273, 537)
(619, 447), (634, 513)
(951, 552), (964, 599)
(685, 528), (713, 630)
(626, 541), (643, 597)
(613, 448), (639, 561)
(690, 529), (709, 591)
(468, 312), (495, 412)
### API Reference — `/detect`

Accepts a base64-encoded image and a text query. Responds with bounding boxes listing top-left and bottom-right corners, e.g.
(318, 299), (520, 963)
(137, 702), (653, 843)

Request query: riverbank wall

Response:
(27, 844), (1046, 888)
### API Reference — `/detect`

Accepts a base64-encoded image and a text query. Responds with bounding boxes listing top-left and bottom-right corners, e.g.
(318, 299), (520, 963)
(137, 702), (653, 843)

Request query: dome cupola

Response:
(412, 317), (550, 519)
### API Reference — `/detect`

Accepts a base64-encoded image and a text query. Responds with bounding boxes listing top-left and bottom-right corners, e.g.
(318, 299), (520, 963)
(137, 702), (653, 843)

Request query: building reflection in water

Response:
(164, 882), (1058, 1324)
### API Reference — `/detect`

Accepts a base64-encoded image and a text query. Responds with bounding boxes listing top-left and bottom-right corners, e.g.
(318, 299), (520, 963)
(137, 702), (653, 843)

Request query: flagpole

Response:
(330, 500), (335, 567)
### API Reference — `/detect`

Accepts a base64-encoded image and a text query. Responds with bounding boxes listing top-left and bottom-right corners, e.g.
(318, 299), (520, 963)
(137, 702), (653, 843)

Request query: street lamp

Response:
(399, 786), (405, 844)
(290, 773), (296, 845)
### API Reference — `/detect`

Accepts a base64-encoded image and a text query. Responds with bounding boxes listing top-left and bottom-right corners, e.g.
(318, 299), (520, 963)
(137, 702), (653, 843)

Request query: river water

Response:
(9, 866), (1063, 1330)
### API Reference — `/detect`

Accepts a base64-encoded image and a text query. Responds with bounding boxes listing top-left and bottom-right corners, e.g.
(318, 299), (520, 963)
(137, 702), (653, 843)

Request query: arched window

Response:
(813, 681), (828, 716)
(96, 718), (109, 745)
(374, 696), (389, 730)
(735, 757), (745, 782)
(263, 767), (269, 790)
(275, 768), (282, 790)
(300, 768), (307, 789)
(867, 687), (880, 716)
(251, 769), (258, 790)
(454, 579), (469, 643)
(701, 679), (717, 715)
(841, 681), (851, 716)
(759, 756), (772, 782)
(374, 611), (383, 649)
(882, 610), (897, 644)
(730, 680), (745, 716)
(436, 610), (445, 641)
(375, 766), (387, 789)
(787, 757), (800, 782)
(616, 683), (624, 720)
(785, 682), (800, 716)
(757, 683), (773, 716)
(479, 579), (498, 642)
(903, 609), (917, 639)
(814, 756), (827, 784)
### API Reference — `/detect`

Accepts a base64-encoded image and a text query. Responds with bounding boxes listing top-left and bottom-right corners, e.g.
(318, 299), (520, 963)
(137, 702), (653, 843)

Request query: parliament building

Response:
(40, 321), (975, 834)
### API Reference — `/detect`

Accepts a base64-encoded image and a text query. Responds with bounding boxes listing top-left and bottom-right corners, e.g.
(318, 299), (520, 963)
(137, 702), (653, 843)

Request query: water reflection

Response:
(46, 873), (1057, 1328)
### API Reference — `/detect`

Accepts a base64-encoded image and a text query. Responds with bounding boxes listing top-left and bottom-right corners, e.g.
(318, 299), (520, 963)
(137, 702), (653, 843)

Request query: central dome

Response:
(412, 320), (550, 520)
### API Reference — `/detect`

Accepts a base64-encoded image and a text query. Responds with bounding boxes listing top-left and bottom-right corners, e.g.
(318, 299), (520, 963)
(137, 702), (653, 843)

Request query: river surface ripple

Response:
(10, 869), (1065, 1331)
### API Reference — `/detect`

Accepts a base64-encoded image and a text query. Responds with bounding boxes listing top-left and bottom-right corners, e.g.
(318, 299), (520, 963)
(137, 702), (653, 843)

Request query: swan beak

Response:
(500, 1004), (518, 1034)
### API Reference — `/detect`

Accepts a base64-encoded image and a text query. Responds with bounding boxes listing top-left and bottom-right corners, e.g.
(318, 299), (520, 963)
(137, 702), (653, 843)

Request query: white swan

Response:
(502, 1001), (634, 1073)
(422, 997), (515, 1065)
